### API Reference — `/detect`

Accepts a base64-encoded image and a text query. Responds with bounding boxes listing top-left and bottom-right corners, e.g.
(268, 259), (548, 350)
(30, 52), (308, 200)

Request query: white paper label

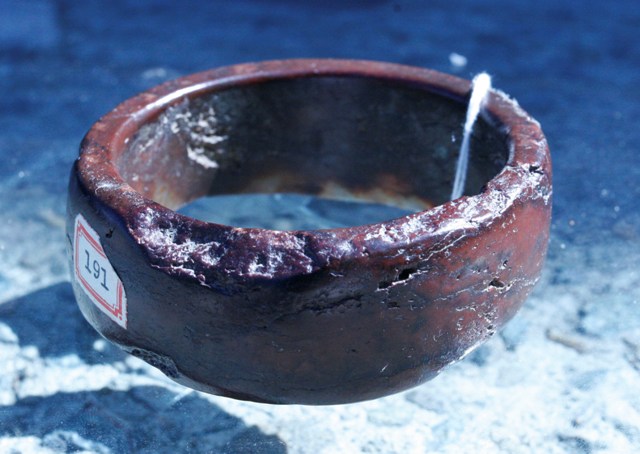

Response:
(74, 214), (127, 329)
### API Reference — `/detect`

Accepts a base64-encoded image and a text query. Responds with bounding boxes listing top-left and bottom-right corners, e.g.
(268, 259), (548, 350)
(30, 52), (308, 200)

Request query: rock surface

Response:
(1, 0), (639, 452)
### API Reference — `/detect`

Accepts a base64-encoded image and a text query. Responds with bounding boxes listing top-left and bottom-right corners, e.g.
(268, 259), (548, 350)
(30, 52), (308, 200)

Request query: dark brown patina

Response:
(66, 59), (552, 405)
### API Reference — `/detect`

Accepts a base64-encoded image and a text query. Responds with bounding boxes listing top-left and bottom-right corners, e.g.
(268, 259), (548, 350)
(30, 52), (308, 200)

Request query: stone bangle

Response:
(66, 59), (552, 405)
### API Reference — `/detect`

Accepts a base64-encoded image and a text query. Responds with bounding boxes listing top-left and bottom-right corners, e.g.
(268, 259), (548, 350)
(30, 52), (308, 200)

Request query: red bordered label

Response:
(74, 214), (127, 329)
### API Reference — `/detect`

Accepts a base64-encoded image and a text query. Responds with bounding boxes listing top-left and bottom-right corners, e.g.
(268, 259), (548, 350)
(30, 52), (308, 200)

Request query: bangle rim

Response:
(76, 59), (552, 284)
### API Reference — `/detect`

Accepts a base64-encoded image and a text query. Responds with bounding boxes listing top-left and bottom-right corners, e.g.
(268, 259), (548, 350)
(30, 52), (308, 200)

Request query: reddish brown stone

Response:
(67, 59), (552, 404)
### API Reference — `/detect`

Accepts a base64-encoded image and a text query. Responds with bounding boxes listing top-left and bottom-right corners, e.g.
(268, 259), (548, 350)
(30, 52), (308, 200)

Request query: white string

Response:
(450, 72), (492, 200)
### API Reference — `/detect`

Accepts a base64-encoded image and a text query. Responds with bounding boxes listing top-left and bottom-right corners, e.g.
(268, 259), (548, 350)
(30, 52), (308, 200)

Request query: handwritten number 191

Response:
(84, 249), (109, 291)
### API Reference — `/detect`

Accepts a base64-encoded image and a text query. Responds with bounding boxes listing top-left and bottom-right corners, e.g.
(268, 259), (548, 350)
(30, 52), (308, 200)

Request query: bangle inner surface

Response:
(116, 76), (509, 217)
